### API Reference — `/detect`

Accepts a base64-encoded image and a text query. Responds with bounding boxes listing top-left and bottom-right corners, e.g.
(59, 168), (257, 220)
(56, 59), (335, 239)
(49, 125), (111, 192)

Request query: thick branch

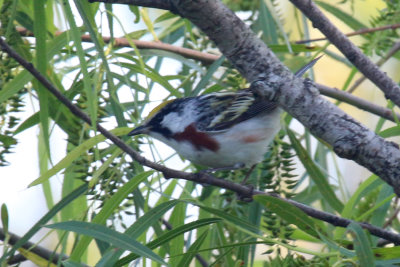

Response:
(289, 0), (400, 107)
(1, 37), (399, 245)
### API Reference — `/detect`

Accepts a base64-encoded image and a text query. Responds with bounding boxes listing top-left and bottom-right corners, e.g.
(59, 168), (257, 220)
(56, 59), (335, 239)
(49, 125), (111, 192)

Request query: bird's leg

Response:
(240, 164), (257, 185)
(236, 164), (257, 202)
(196, 163), (245, 187)
(199, 162), (245, 174)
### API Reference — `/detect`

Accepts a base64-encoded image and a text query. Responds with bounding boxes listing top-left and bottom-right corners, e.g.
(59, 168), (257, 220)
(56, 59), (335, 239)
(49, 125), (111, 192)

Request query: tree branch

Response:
(88, 0), (171, 10)
(316, 83), (400, 122)
(16, 27), (219, 65)
(0, 227), (71, 266)
(348, 41), (400, 93)
(289, 0), (400, 107)
(1, 36), (399, 245)
(296, 23), (400, 44)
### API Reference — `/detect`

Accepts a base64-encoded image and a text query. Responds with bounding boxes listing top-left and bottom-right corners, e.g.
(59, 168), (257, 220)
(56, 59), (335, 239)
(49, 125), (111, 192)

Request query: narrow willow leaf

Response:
(176, 231), (208, 266)
(0, 70), (32, 105)
(287, 129), (343, 212)
(373, 246), (400, 260)
(73, 0), (126, 127)
(116, 218), (221, 266)
(197, 205), (260, 234)
(190, 56), (225, 97)
(63, 0), (98, 127)
(347, 222), (375, 267)
(47, 221), (167, 266)
(69, 171), (153, 261)
(101, 200), (180, 266)
(17, 247), (57, 267)
(254, 195), (320, 238)
(335, 175), (382, 239)
(1, 184), (88, 262)
(379, 126), (400, 138)
(315, 1), (367, 31)
(29, 127), (131, 187)
(1, 204), (8, 235)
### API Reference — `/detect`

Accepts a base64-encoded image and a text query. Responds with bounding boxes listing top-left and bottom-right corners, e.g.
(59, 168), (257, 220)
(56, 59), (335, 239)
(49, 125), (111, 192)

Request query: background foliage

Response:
(1, 0), (400, 266)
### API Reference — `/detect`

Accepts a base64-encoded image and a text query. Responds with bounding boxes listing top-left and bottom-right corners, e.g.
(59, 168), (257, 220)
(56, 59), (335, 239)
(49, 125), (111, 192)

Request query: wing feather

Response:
(196, 90), (278, 132)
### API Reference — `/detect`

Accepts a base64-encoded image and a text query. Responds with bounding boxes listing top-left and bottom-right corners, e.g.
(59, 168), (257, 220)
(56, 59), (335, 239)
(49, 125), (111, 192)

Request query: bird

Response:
(129, 57), (321, 170)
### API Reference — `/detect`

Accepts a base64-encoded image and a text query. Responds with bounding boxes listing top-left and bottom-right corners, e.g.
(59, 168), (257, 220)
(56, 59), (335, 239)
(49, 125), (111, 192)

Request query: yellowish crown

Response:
(145, 99), (175, 121)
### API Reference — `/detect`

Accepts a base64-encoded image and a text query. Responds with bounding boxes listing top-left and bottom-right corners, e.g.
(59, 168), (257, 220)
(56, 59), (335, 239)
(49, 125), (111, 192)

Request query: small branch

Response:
(383, 197), (400, 229)
(289, 0), (400, 108)
(296, 23), (400, 44)
(317, 83), (400, 122)
(88, 0), (171, 10)
(0, 227), (70, 266)
(1, 37), (400, 245)
(348, 41), (400, 93)
(16, 27), (219, 65)
(281, 196), (400, 245)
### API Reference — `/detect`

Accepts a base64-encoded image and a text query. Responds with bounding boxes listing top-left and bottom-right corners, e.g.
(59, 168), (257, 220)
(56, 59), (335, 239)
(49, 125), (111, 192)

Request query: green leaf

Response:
(69, 171), (153, 261)
(197, 205), (260, 234)
(29, 127), (131, 187)
(74, 0), (126, 127)
(47, 221), (167, 266)
(116, 218), (221, 266)
(190, 55), (225, 96)
(63, 0), (98, 128)
(315, 1), (367, 31)
(0, 134), (17, 146)
(347, 222), (375, 267)
(176, 231), (208, 266)
(253, 195), (320, 238)
(379, 126), (400, 138)
(100, 200), (180, 266)
(287, 129), (344, 212)
(373, 246), (400, 260)
(18, 247), (57, 267)
(33, 0), (50, 160)
(0, 70), (32, 108)
(1, 184), (88, 262)
(335, 175), (383, 239)
(1, 204), (9, 235)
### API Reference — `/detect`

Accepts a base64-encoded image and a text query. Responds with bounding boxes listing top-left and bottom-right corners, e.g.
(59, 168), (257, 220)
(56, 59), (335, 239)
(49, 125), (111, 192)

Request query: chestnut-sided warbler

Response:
(129, 58), (319, 168)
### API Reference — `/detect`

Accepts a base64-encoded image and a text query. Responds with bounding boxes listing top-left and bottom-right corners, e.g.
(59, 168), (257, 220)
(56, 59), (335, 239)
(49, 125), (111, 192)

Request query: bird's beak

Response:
(128, 124), (151, 136)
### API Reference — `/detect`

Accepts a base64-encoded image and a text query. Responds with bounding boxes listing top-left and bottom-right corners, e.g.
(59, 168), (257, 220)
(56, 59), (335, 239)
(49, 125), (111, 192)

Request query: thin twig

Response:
(348, 41), (400, 93)
(1, 36), (400, 244)
(317, 83), (400, 122)
(296, 23), (400, 44)
(383, 197), (400, 229)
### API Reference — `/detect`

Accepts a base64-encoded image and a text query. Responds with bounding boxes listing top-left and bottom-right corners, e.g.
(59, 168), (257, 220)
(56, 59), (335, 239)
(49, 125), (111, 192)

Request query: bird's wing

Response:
(196, 91), (277, 132)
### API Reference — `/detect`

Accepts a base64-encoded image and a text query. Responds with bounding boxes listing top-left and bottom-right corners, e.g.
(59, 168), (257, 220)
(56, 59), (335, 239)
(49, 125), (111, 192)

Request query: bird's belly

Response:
(176, 115), (280, 167)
